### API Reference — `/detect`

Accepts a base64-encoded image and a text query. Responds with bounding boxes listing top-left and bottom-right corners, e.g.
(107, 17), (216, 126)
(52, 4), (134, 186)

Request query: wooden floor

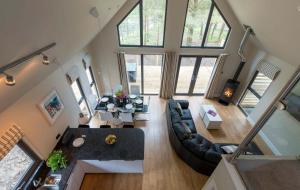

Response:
(81, 96), (252, 190)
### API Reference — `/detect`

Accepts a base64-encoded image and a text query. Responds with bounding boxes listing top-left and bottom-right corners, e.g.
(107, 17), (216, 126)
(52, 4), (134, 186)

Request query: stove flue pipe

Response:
(233, 25), (255, 81)
(238, 25), (254, 62)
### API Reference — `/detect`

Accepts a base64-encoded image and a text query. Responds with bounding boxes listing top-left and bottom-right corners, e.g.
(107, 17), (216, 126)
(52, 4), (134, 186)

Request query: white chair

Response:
(119, 112), (134, 124)
(99, 111), (114, 124)
(130, 85), (141, 95)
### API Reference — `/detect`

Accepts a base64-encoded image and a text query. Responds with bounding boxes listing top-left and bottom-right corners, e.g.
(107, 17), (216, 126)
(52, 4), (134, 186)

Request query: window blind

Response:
(257, 60), (280, 80)
(0, 125), (24, 160)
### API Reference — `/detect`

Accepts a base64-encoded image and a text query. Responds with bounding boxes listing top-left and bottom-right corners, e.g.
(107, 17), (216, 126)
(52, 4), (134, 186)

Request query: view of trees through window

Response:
(182, 0), (230, 48)
(118, 4), (141, 45)
(118, 0), (167, 47)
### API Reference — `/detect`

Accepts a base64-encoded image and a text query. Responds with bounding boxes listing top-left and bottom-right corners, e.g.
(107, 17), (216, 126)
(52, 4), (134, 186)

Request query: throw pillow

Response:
(181, 122), (192, 139)
(221, 145), (238, 154)
(175, 102), (184, 116)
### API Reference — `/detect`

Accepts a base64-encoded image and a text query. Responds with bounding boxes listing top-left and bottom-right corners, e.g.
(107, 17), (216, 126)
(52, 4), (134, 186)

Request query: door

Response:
(175, 56), (217, 95)
(125, 54), (163, 95)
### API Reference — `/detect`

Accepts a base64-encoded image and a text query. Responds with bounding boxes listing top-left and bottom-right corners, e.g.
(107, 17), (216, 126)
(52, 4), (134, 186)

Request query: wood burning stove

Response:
(219, 79), (240, 105)
(219, 25), (254, 105)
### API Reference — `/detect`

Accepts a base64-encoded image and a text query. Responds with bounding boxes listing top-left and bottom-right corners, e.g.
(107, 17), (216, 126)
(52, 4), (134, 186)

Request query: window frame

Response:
(85, 66), (100, 99)
(117, 0), (168, 48)
(71, 79), (92, 119)
(238, 71), (272, 116)
(180, 0), (231, 49)
(174, 55), (218, 96)
(125, 53), (164, 95)
(12, 140), (41, 190)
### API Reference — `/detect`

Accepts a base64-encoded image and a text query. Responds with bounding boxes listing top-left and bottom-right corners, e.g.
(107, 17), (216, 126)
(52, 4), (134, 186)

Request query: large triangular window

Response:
(181, 0), (231, 48)
(117, 0), (167, 47)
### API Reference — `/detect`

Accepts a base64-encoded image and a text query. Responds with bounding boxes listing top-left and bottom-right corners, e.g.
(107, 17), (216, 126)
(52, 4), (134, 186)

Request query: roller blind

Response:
(0, 125), (24, 160)
(257, 60), (280, 80)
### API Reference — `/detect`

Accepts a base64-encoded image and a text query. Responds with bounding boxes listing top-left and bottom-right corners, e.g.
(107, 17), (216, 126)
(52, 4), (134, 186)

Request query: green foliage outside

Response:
(118, 0), (229, 47)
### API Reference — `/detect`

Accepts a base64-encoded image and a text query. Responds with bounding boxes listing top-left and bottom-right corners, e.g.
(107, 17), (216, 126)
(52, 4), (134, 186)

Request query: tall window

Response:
(0, 141), (40, 190)
(85, 65), (99, 99)
(239, 72), (273, 115)
(125, 54), (163, 95)
(117, 0), (167, 47)
(181, 0), (230, 48)
(71, 79), (92, 119)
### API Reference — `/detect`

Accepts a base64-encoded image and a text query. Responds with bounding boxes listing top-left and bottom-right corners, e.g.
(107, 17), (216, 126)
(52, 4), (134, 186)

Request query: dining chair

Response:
(123, 125), (134, 128)
(100, 125), (111, 128)
(99, 111), (114, 124)
(130, 85), (141, 95)
(78, 124), (90, 128)
(119, 112), (134, 124)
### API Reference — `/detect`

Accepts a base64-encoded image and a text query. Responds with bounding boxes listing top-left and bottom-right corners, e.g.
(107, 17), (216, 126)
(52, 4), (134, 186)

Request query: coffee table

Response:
(199, 105), (223, 129)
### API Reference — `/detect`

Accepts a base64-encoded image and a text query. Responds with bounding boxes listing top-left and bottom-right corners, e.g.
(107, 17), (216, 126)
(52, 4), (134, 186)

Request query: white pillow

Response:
(221, 145), (238, 154)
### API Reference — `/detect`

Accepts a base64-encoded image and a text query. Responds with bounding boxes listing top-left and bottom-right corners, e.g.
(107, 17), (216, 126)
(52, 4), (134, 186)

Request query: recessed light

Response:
(297, 6), (300, 12)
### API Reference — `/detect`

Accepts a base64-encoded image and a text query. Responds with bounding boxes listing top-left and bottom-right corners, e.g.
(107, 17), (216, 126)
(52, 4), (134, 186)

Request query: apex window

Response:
(181, 0), (231, 48)
(117, 0), (167, 47)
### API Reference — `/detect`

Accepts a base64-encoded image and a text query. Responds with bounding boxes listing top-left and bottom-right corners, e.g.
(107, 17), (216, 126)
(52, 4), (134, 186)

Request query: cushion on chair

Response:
(181, 119), (197, 133)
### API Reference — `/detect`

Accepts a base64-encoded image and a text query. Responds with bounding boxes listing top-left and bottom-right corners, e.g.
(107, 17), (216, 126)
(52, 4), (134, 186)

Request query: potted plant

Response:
(46, 150), (68, 172)
(115, 90), (127, 107)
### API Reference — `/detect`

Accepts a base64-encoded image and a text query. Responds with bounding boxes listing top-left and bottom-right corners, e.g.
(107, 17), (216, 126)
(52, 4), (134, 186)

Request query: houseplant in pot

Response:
(46, 150), (68, 172)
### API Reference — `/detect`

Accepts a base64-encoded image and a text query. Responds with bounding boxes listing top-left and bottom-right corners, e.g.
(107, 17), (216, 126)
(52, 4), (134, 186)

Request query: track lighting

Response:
(0, 42), (56, 87)
(1, 72), (16, 86)
(41, 53), (50, 65)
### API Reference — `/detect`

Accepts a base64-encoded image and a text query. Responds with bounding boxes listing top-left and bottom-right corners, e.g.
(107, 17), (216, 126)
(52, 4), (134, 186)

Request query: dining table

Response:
(94, 95), (148, 113)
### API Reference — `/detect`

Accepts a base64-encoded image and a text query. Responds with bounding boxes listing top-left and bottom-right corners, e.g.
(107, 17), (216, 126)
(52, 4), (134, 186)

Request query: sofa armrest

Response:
(176, 100), (189, 109)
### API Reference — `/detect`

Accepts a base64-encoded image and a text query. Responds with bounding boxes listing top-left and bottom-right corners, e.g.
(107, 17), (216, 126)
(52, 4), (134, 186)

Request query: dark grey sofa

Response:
(166, 99), (230, 175)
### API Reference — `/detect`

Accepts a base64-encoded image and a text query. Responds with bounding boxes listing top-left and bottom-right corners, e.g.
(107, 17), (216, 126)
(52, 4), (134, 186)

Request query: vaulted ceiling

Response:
(0, 0), (126, 112)
(227, 0), (300, 66)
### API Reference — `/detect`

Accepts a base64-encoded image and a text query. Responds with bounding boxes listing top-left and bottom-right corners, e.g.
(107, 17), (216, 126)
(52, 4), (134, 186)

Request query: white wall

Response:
(246, 54), (297, 124)
(0, 0), (126, 112)
(0, 50), (97, 159)
(89, 0), (254, 95)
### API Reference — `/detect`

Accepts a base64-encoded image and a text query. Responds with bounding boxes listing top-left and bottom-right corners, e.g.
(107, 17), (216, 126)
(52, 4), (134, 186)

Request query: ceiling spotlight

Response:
(41, 53), (50, 65)
(1, 72), (16, 86)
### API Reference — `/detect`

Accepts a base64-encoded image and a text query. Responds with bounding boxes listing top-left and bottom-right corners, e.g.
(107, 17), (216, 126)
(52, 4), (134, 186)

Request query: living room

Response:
(0, 0), (299, 190)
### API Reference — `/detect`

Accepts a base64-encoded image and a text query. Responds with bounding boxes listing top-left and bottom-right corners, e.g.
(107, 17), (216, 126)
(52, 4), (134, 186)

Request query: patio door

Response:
(125, 54), (163, 95)
(175, 55), (217, 95)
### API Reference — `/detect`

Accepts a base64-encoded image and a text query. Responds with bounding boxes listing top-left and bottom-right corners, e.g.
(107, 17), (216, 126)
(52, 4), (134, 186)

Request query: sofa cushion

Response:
(172, 122), (193, 141)
(204, 144), (224, 164)
(177, 100), (189, 109)
(182, 134), (212, 158)
(170, 109), (182, 123)
(181, 119), (197, 133)
(169, 99), (178, 110)
(181, 109), (193, 120)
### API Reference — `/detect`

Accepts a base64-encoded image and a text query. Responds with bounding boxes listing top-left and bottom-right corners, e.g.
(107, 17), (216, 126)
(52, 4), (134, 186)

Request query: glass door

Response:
(175, 56), (217, 95)
(125, 54), (163, 95)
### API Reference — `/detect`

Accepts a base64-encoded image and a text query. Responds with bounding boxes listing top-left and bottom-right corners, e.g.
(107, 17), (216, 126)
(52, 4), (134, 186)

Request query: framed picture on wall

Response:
(39, 90), (64, 125)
